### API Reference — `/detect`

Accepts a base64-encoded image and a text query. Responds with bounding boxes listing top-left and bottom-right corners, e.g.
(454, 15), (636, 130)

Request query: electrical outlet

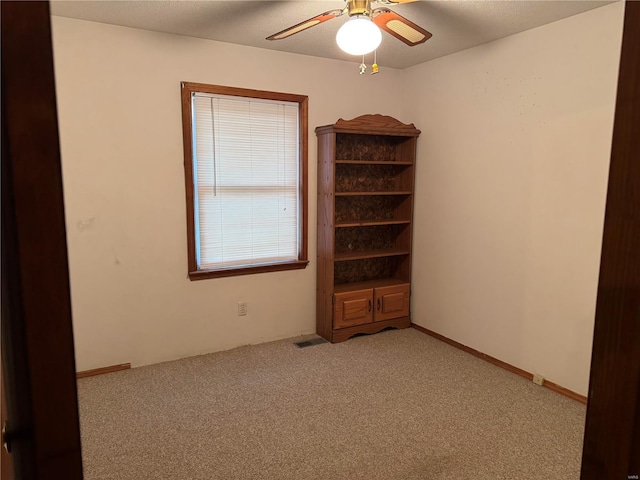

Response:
(533, 374), (545, 386)
(238, 302), (247, 316)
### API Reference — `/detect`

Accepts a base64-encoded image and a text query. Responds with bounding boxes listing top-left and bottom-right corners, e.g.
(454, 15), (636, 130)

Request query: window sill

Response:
(188, 259), (309, 280)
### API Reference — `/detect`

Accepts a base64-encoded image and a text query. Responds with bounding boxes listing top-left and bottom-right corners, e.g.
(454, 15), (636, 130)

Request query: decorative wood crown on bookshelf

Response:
(315, 114), (421, 136)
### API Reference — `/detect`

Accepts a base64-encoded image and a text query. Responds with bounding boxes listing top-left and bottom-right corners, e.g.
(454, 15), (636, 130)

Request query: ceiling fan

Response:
(266, 0), (432, 57)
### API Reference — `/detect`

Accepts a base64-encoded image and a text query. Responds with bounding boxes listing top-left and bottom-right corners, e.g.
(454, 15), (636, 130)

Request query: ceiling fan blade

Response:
(372, 8), (432, 46)
(266, 10), (343, 41)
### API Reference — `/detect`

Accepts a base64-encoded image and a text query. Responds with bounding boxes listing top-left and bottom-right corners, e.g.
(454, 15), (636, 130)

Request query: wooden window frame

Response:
(181, 82), (309, 280)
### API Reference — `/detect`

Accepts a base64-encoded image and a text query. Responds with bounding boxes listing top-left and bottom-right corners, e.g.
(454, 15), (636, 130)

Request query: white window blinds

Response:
(192, 93), (300, 270)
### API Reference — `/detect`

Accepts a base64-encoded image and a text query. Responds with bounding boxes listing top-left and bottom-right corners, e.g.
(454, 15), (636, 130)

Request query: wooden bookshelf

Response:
(316, 114), (420, 342)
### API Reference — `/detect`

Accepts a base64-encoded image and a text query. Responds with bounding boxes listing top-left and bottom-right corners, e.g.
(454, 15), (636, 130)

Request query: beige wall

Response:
(52, 16), (408, 371)
(404, 2), (624, 395)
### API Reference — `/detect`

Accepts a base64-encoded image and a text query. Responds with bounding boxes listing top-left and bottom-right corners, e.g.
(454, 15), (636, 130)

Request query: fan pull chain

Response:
(359, 54), (367, 75)
(372, 49), (379, 75)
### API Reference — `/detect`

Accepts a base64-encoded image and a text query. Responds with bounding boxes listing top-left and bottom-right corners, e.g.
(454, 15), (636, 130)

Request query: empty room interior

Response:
(48, 0), (625, 478)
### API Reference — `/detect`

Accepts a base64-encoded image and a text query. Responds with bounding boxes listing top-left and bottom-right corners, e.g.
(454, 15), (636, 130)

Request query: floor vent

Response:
(295, 337), (328, 348)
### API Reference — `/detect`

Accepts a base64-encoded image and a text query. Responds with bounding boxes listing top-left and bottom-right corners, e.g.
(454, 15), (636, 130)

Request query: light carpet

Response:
(78, 328), (586, 479)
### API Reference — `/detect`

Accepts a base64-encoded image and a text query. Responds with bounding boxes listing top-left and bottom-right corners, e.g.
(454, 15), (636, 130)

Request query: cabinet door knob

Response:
(377, 298), (381, 311)
(368, 299), (372, 312)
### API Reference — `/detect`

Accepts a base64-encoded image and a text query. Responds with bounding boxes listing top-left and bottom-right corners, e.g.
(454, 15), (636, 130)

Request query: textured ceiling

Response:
(50, 1), (614, 69)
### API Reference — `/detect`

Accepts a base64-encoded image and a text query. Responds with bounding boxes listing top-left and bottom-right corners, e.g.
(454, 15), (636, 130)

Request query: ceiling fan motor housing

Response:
(348, 0), (372, 17)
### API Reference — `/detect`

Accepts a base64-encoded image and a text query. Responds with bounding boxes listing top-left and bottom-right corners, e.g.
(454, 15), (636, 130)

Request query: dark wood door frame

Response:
(580, 2), (640, 479)
(1, 1), (84, 479)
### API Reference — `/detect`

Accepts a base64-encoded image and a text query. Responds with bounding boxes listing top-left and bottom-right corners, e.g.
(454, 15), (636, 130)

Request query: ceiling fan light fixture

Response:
(336, 16), (382, 56)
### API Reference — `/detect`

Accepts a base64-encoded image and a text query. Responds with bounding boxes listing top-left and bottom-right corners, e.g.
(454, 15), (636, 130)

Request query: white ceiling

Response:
(50, 0), (614, 69)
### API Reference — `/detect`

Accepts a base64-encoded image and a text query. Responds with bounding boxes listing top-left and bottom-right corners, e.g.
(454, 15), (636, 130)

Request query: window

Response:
(181, 83), (308, 279)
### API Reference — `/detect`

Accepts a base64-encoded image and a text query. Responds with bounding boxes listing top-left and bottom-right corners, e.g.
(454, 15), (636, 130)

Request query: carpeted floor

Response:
(78, 328), (586, 479)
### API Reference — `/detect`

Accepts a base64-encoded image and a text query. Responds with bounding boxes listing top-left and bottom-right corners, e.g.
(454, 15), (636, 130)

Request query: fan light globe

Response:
(336, 16), (382, 56)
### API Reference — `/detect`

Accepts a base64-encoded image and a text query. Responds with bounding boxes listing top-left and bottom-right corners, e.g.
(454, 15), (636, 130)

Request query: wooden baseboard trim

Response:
(411, 324), (587, 405)
(542, 379), (588, 404)
(76, 363), (131, 379)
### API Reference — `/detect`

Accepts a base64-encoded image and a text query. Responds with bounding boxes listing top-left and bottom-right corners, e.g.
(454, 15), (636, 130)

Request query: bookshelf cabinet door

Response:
(333, 289), (374, 329)
(374, 284), (410, 322)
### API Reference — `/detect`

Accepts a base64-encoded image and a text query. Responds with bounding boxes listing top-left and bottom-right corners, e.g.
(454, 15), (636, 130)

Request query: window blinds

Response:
(192, 93), (299, 270)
